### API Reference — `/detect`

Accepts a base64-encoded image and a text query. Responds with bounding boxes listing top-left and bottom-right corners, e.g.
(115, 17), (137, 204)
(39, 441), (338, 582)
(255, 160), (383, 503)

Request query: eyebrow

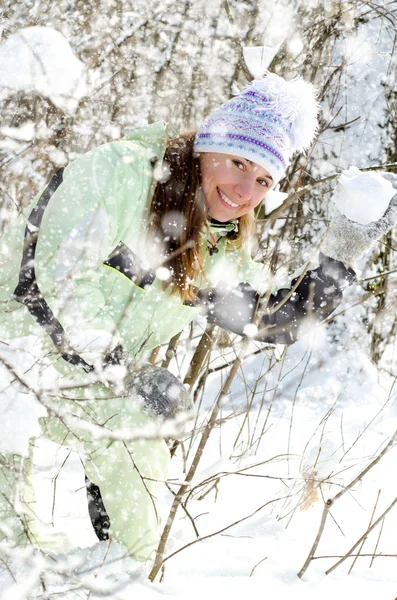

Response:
(246, 159), (273, 181)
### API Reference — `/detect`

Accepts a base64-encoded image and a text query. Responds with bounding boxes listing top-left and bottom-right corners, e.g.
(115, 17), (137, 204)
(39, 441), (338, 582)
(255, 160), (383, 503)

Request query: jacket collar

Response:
(208, 218), (238, 236)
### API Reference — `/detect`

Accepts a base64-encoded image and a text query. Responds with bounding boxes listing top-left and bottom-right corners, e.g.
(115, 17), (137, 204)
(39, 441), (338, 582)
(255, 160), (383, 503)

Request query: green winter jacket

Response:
(0, 121), (353, 559)
(0, 121), (269, 560)
(0, 121), (267, 356)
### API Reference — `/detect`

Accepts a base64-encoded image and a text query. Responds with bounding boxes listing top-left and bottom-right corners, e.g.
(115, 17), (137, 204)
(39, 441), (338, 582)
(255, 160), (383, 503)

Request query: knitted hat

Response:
(194, 72), (319, 185)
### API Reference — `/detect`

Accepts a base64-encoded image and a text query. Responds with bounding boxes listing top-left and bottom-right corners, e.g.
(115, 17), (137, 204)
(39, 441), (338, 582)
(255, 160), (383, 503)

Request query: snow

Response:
(243, 46), (282, 79)
(0, 122), (36, 142)
(331, 167), (396, 224)
(2, 4), (397, 600)
(0, 338), (47, 457)
(264, 187), (289, 215)
(0, 27), (86, 113)
(317, 16), (393, 171)
(2, 328), (397, 598)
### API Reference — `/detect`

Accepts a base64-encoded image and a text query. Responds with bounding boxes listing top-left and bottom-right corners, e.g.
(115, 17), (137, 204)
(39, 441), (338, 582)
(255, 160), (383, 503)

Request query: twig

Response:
(323, 287), (387, 324)
(161, 332), (182, 369)
(326, 495), (397, 575)
(122, 441), (158, 522)
(249, 556), (268, 577)
(361, 267), (397, 282)
(148, 338), (251, 582)
(183, 323), (218, 389)
(161, 494), (288, 568)
(165, 482), (200, 539)
(297, 428), (397, 578)
(51, 450), (72, 526)
(313, 552), (397, 560)
(287, 348), (312, 474)
(86, 539), (113, 600)
(370, 516), (385, 568)
(265, 162), (397, 222)
(348, 489), (381, 574)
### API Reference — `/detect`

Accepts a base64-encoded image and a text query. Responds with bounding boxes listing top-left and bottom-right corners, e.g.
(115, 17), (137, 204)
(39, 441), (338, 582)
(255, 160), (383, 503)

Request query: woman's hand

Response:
(321, 170), (397, 268)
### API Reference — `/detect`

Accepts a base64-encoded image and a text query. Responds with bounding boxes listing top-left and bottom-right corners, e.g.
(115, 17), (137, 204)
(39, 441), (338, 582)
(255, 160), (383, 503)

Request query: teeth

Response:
(219, 189), (239, 208)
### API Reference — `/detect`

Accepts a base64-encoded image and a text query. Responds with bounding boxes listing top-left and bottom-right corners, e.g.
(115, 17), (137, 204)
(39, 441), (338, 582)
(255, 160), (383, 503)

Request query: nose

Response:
(234, 175), (255, 202)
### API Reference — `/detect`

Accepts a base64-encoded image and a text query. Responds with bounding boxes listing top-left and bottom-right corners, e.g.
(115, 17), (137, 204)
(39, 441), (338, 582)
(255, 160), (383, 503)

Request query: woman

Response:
(1, 72), (396, 560)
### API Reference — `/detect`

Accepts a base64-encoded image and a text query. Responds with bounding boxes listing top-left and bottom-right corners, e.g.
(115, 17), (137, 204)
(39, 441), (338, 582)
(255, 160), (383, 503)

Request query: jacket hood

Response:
(123, 120), (173, 162)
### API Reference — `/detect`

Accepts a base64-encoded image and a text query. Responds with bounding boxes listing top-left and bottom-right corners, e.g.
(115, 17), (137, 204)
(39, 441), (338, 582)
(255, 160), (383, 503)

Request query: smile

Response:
(217, 188), (239, 208)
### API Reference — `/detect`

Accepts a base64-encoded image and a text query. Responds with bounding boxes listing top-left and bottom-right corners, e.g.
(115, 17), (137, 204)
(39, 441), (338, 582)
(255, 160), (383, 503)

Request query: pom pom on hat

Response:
(251, 72), (319, 152)
(194, 71), (319, 184)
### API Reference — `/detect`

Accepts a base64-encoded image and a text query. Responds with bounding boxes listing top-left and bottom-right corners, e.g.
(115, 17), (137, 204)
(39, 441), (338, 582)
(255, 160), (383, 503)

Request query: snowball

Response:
(331, 166), (395, 224)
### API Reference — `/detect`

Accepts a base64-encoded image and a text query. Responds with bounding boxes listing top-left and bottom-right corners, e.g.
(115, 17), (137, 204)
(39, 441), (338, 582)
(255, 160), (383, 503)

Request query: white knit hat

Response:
(194, 72), (319, 184)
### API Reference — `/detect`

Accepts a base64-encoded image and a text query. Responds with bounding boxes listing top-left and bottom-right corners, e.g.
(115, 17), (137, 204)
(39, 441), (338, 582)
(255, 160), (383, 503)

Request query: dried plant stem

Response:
(161, 493), (286, 569)
(313, 553), (397, 560)
(287, 349), (312, 474)
(161, 332), (182, 369)
(347, 489), (381, 574)
(249, 556), (268, 577)
(183, 324), (217, 389)
(148, 346), (161, 364)
(326, 495), (397, 575)
(297, 429), (397, 578)
(148, 338), (250, 582)
(370, 516), (385, 568)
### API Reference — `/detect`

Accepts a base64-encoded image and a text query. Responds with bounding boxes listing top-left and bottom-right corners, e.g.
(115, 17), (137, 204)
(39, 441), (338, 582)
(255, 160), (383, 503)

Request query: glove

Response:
(321, 168), (397, 267)
(123, 364), (193, 420)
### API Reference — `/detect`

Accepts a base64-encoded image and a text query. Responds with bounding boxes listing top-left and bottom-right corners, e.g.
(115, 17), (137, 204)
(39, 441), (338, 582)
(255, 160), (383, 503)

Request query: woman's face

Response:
(199, 152), (274, 222)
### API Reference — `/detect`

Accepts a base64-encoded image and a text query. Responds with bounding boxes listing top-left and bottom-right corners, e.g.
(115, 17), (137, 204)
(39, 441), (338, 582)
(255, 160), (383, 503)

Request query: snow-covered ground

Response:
(2, 317), (397, 598)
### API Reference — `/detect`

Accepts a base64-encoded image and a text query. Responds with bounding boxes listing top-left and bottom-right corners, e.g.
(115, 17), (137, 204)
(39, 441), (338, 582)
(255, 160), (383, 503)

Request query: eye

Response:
(257, 178), (270, 188)
(232, 160), (244, 170)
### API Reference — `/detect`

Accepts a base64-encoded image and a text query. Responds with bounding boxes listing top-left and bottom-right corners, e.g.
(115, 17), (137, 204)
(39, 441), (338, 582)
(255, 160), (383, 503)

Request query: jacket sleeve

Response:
(196, 254), (356, 345)
(34, 140), (155, 355)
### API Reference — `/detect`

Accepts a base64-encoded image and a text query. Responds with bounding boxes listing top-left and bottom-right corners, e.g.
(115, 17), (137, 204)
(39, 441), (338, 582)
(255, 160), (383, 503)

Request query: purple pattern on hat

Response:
(196, 132), (286, 167)
(194, 82), (294, 182)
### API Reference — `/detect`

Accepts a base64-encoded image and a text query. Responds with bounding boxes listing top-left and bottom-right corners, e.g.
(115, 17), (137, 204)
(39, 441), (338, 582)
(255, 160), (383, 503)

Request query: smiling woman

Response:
(1, 71), (382, 563)
(199, 153), (273, 222)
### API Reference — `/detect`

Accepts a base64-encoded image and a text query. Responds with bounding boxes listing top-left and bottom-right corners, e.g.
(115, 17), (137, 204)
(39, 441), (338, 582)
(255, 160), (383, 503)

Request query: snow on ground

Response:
(1, 314), (397, 598)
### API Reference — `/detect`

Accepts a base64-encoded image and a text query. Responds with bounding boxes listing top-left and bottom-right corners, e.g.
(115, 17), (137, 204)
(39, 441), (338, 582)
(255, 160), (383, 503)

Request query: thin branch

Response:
(347, 489), (381, 574)
(297, 428), (397, 578)
(326, 495), (397, 575)
(161, 494), (288, 567)
(370, 516), (385, 568)
(148, 338), (251, 582)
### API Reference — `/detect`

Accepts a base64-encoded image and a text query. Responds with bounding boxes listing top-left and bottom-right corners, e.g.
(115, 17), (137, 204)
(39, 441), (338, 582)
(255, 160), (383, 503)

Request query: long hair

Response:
(150, 132), (254, 302)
